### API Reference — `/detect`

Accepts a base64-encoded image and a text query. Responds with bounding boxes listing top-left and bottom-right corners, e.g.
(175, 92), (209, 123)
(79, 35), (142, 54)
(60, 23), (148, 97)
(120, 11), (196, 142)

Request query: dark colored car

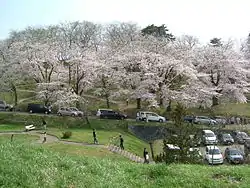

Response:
(224, 148), (244, 164)
(27, 104), (51, 114)
(231, 131), (250, 144)
(184, 116), (194, 123)
(217, 133), (234, 145)
(99, 110), (127, 120)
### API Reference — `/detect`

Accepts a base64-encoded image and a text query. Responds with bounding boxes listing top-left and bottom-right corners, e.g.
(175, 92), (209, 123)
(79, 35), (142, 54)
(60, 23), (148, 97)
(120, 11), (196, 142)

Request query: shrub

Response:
(61, 131), (72, 139)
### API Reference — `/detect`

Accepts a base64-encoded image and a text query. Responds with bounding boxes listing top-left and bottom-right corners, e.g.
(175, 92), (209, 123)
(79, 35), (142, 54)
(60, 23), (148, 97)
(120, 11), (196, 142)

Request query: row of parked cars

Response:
(165, 143), (247, 165)
(197, 129), (250, 164)
(196, 129), (250, 146)
(204, 145), (245, 165)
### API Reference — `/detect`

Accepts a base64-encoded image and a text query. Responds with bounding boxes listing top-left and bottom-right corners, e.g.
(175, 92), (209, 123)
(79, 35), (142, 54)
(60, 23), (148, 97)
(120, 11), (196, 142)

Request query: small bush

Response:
(62, 131), (72, 139)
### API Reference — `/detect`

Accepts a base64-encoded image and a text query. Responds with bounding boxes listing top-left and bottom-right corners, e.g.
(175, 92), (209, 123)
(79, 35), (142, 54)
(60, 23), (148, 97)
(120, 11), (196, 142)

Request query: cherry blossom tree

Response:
(56, 21), (102, 96)
(195, 40), (250, 106)
(8, 27), (79, 106)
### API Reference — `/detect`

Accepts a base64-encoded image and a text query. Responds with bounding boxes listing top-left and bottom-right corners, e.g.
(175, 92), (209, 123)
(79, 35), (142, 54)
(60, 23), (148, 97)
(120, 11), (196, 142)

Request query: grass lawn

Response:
(0, 134), (39, 143)
(1, 141), (250, 188)
(44, 142), (129, 162)
(47, 127), (150, 157)
(0, 124), (25, 131)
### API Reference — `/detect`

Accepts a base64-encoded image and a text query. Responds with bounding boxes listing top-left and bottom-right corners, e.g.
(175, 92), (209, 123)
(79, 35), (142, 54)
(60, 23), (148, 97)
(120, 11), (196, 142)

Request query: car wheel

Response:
(45, 111), (48, 114)
(71, 114), (75, 117)
(58, 113), (62, 116)
(29, 110), (33, 113)
(121, 116), (124, 120)
(159, 119), (163, 123)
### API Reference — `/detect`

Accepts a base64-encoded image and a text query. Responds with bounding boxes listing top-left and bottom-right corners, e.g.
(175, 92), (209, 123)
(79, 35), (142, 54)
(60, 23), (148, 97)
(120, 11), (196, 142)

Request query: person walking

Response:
(93, 129), (98, 144)
(11, 134), (14, 142)
(42, 118), (47, 130)
(143, 148), (149, 164)
(119, 135), (124, 150)
(43, 132), (47, 143)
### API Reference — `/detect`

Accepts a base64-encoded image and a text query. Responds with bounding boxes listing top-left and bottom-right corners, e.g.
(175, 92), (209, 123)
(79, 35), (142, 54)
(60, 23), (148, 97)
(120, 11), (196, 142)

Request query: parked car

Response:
(201, 130), (218, 145)
(57, 107), (83, 117)
(205, 145), (224, 165)
(96, 109), (113, 117)
(224, 148), (244, 164)
(25, 124), (36, 132)
(0, 100), (13, 111)
(213, 116), (227, 125)
(184, 116), (195, 123)
(217, 133), (234, 145)
(231, 131), (250, 144)
(98, 109), (127, 120)
(27, 103), (51, 114)
(194, 116), (217, 125)
(136, 111), (166, 122)
(244, 138), (250, 157)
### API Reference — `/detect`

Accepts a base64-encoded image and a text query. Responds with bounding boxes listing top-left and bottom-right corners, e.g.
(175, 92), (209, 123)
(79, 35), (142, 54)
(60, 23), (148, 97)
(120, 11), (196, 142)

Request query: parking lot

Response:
(199, 144), (244, 157)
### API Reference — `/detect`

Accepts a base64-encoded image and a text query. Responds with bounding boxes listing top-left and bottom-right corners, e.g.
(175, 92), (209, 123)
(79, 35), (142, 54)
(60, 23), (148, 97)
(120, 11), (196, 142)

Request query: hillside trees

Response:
(8, 27), (79, 106)
(2, 21), (250, 110)
(57, 21), (102, 97)
(111, 35), (210, 109)
(141, 24), (175, 41)
(0, 38), (27, 106)
(195, 40), (250, 106)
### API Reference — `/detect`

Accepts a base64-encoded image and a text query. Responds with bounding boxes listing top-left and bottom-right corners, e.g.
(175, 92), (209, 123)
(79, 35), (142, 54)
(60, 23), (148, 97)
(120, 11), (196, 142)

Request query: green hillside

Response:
(0, 140), (250, 188)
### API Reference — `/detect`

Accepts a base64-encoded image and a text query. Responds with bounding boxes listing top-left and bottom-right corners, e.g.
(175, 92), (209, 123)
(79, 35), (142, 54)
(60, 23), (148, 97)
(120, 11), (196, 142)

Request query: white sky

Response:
(1, 0), (250, 44)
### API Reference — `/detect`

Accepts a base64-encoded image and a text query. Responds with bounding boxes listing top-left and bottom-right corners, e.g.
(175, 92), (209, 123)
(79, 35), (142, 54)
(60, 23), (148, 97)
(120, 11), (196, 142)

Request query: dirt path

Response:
(0, 131), (148, 163)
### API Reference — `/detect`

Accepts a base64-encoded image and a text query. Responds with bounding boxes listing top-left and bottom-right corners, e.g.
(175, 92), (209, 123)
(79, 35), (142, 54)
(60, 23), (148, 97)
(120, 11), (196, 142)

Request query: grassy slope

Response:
(44, 143), (129, 162)
(0, 134), (39, 143)
(48, 128), (150, 156)
(0, 128), (129, 161)
(0, 141), (250, 188)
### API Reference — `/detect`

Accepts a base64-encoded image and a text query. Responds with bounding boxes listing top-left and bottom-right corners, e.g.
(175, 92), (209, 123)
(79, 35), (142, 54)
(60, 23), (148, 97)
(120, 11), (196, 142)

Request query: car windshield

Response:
(69, 108), (78, 111)
(206, 133), (214, 137)
(230, 150), (241, 156)
(223, 134), (232, 139)
(209, 149), (220, 155)
(239, 132), (248, 138)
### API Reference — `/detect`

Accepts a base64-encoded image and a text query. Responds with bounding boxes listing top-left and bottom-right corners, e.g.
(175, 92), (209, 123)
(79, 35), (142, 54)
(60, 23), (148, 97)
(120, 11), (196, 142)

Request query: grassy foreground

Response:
(0, 141), (250, 188)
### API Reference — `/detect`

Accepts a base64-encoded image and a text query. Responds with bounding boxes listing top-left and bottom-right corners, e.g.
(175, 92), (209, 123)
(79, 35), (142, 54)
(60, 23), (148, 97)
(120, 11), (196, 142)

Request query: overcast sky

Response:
(1, 0), (250, 44)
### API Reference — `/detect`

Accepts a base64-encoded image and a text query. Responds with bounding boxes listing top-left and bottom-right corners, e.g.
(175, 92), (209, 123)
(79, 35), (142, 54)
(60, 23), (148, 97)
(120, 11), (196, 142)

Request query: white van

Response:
(202, 130), (217, 145)
(205, 145), (223, 164)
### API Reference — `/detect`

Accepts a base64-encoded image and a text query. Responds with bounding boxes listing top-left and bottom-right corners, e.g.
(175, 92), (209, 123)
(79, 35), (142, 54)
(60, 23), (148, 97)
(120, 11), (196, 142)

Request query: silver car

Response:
(194, 116), (217, 125)
(57, 107), (83, 117)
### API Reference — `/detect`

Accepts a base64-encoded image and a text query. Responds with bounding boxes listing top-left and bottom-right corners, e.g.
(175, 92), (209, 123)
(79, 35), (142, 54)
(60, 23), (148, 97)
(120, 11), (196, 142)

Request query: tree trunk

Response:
(149, 142), (155, 161)
(10, 82), (17, 106)
(159, 97), (163, 106)
(136, 98), (141, 109)
(76, 101), (80, 109)
(105, 94), (110, 108)
(68, 66), (71, 86)
(166, 100), (172, 112)
(85, 114), (90, 125)
(212, 96), (219, 106)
